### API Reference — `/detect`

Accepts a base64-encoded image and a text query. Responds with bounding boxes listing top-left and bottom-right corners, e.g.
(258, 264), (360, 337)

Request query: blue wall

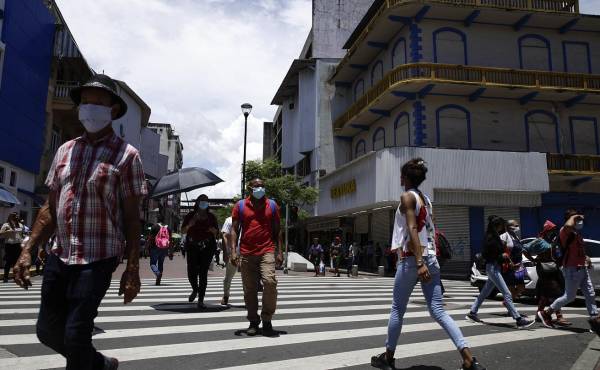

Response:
(0, 0), (54, 174)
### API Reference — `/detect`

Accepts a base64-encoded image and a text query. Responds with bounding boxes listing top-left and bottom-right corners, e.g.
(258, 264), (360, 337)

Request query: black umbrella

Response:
(150, 167), (224, 199)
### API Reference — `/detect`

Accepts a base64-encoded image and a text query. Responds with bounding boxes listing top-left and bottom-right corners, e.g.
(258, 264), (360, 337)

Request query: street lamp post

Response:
(241, 103), (252, 198)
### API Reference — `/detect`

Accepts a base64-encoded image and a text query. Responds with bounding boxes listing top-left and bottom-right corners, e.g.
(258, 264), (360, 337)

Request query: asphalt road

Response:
(0, 256), (598, 369)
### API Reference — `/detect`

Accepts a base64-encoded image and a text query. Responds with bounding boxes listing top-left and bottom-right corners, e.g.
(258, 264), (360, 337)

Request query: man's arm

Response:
(119, 196), (142, 304)
(14, 193), (57, 288)
(230, 219), (240, 265)
(401, 192), (423, 258)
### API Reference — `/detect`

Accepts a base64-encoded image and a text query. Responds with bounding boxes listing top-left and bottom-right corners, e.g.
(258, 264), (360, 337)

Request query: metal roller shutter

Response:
(354, 214), (369, 234)
(484, 207), (520, 227)
(434, 206), (471, 279)
(371, 210), (391, 245)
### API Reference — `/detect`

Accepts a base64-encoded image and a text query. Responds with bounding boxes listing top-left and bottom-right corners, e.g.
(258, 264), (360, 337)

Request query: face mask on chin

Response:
(79, 104), (112, 133)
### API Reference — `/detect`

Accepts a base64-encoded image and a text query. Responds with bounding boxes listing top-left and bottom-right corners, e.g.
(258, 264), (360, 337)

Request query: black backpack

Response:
(436, 232), (452, 260)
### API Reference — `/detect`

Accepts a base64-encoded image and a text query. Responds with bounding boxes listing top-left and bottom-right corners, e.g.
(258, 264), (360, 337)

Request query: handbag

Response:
(514, 266), (528, 281)
(539, 261), (559, 274)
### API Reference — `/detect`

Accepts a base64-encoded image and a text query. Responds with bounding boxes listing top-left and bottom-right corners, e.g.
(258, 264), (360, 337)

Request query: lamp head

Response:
(241, 103), (252, 117)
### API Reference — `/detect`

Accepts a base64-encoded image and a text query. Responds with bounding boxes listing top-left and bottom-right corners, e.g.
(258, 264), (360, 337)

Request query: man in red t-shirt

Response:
(539, 209), (600, 335)
(230, 178), (283, 336)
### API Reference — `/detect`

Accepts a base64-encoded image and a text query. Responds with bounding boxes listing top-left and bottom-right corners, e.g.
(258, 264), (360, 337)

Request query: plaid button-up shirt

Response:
(46, 131), (147, 265)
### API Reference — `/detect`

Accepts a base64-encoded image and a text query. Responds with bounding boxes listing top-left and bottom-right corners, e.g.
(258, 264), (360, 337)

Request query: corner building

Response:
(318, 0), (600, 277)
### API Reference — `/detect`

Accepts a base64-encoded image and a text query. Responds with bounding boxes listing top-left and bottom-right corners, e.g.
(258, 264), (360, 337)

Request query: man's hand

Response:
(118, 268), (140, 304)
(230, 251), (239, 267)
(276, 250), (284, 267)
(14, 246), (32, 289)
(417, 263), (431, 283)
(37, 248), (47, 265)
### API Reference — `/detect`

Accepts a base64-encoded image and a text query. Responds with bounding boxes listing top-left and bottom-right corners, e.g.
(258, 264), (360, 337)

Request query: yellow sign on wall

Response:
(330, 179), (357, 199)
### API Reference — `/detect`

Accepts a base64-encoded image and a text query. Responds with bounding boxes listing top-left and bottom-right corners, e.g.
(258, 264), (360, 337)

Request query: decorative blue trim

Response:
(394, 112), (411, 146)
(355, 139), (367, 158)
(371, 60), (384, 86)
(372, 127), (386, 149)
(569, 116), (599, 154)
(335, 81), (352, 88)
(562, 41), (592, 73)
(413, 101), (426, 146)
(469, 87), (486, 102)
(464, 10), (480, 27)
(388, 15), (412, 24)
(367, 41), (388, 49)
(423, 91), (600, 106)
(419, 84), (435, 99)
(436, 104), (472, 149)
(519, 34), (552, 71)
(350, 124), (370, 131)
(392, 38), (407, 68)
(564, 94), (587, 108)
(392, 91), (417, 100)
(354, 79), (364, 102)
(519, 92), (539, 105)
(433, 27), (468, 65)
(350, 64), (368, 70)
(414, 5), (431, 23)
(409, 23), (423, 63)
(559, 18), (579, 34)
(370, 108), (390, 117)
(335, 136), (354, 142)
(513, 14), (532, 31)
(524, 110), (560, 152)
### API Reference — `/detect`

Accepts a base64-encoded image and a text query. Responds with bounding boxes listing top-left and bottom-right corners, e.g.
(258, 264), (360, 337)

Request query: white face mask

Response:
(575, 221), (584, 231)
(79, 104), (112, 133)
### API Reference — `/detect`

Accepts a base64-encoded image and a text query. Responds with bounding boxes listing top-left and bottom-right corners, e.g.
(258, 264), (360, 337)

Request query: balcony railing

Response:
(340, 0), (578, 76)
(547, 154), (600, 174)
(333, 63), (600, 130)
(54, 80), (80, 100)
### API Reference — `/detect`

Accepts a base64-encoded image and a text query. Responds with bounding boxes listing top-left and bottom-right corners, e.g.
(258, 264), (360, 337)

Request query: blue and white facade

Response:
(313, 0), (600, 276)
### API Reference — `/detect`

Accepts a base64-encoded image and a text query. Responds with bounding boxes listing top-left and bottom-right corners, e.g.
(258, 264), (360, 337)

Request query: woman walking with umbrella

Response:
(181, 194), (219, 309)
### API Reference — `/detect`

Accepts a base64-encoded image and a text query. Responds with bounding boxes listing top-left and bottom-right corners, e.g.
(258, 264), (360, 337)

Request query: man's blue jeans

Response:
(470, 262), (520, 320)
(36, 253), (115, 370)
(386, 255), (468, 351)
(550, 266), (598, 316)
(150, 247), (168, 276)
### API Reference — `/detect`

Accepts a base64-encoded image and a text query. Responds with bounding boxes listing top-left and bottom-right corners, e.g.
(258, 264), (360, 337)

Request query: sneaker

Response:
(465, 312), (482, 323)
(155, 273), (162, 286)
(537, 310), (554, 328)
(188, 290), (197, 303)
(370, 352), (395, 370)
(516, 317), (535, 329)
(554, 317), (572, 327)
(262, 321), (277, 337)
(588, 317), (600, 337)
(462, 357), (486, 370)
(197, 301), (206, 310)
(220, 296), (229, 305)
(103, 355), (119, 370)
(247, 321), (260, 336)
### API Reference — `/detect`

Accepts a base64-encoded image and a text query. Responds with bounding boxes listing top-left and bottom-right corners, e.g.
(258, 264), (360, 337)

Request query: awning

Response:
(17, 188), (45, 207)
(0, 187), (20, 207)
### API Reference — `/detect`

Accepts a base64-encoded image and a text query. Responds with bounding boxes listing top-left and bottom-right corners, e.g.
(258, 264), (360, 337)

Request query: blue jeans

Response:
(150, 247), (168, 276)
(386, 255), (468, 351)
(36, 253), (116, 370)
(550, 266), (598, 316)
(470, 262), (520, 320)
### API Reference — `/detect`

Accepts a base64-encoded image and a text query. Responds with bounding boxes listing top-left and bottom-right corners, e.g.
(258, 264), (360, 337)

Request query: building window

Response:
(519, 34), (552, 71)
(525, 110), (559, 152)
(0, 167), (4, 183)
(371, 60), (384, 86)
(355, 139), (366, 158)
(354, 79), (364, 102)
(391, 39), (407, 68)
(394, 112), (411, 146)
(50, 126), (61, 155)
(297, 153), (312, 177)
(563, 41), (591, 73)
(570, 117), (599, 155)
(433, 27), (468, 65)
(373, 128), (385, 151)
(436, 105), (471, 149)
(9, 171), (16, 187)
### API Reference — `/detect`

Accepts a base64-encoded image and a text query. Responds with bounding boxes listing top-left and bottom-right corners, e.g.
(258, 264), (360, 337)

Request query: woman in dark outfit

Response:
(182, 194), (219, 309)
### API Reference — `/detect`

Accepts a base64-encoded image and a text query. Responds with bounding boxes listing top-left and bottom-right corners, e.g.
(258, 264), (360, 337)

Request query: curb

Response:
(571, 336), (600, 370)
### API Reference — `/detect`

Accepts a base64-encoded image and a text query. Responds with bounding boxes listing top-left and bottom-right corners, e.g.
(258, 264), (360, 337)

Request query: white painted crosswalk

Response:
(0, 275), (593, 369)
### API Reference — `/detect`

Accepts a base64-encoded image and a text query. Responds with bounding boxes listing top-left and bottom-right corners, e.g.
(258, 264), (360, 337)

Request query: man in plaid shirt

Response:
(13, 74), (147, 370)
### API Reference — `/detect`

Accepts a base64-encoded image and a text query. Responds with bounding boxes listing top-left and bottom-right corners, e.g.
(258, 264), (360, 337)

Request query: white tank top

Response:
(391, 190), (436, 257)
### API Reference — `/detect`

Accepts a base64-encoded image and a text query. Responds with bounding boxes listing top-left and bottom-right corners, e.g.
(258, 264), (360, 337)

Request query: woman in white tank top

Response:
(371, 158), (485, 370)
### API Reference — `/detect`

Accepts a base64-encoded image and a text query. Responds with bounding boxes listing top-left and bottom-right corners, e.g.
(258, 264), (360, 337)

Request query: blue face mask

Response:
(252, 187), (266, 199)
(198, 201), (209, 210)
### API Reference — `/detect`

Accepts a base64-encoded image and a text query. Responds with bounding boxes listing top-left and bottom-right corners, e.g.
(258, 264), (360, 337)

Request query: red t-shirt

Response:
(560, 227), (586, 267)
(183, 211), (218, 242)
(232, 197), (280, 256)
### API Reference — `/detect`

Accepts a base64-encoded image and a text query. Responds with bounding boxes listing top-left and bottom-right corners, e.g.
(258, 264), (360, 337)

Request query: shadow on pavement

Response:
(396, 366), (444, 370)
(234, 328), (288, 338)
(151, 303), (232, 313)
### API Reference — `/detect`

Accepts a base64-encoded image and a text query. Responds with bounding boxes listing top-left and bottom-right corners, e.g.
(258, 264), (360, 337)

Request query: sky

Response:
(55, 0), (312, 198)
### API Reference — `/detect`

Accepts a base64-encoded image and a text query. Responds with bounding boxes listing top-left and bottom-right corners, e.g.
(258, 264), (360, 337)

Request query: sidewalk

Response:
(571, 336), (600, 370)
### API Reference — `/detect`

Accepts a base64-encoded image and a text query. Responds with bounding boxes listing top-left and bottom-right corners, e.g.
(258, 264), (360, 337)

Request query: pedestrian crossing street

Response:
(0, 275), (593, 369)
